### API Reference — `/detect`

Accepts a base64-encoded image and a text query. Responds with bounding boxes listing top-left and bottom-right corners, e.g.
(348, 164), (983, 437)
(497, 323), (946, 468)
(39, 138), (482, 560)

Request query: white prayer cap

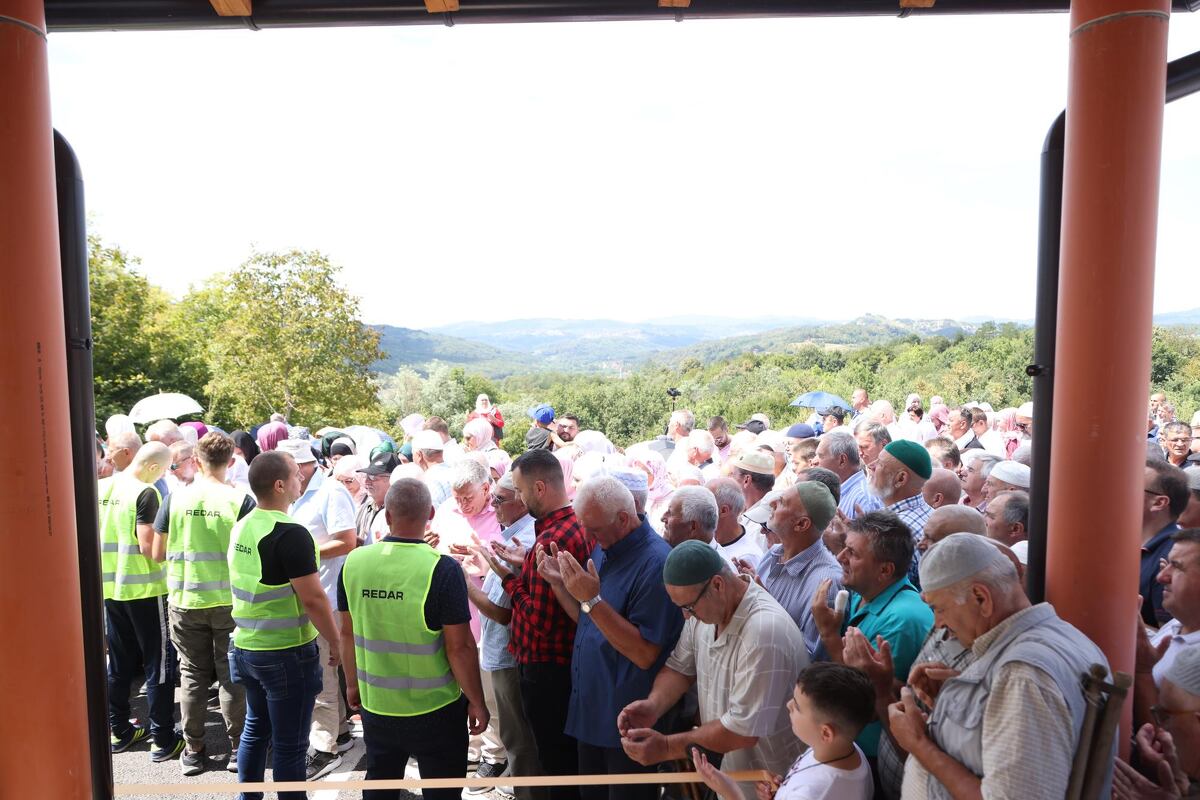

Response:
(1165, 645), (1200, 697)
(919, 532), (1011, 593)
(990, 461), (1031, 489)
(105, 414), (137, 439)
(1009, 540), (1029, 565)
(1017, 402), (1034, 418)
(609, 468), (649, 494)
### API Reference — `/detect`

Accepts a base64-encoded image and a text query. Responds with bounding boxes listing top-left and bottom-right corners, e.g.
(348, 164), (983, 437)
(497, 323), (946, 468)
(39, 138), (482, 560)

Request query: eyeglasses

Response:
(490, 494), (516, 508)
(680, 577), (714, 615)
(1015, 422), (1031, 433)
(1151, 704), (1200, 729)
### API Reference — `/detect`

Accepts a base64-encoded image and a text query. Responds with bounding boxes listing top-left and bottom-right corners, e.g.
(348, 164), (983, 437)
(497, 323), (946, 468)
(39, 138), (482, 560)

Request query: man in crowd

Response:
(1136, 530), (1200, 732)
(736, 413), (770, 435)
(483, 448), (594, 797)
(1163, 421), (1194, 468)
(537, 476), (682, 799)
(355, 451), (399, 544)
(971, 408), (1005, 456)
(708, 416), (732, 464)
(854, 419), (892, 476)
(275, 438), (358, 778)
(960, 451), (1001, 510)
(870, 441), (934, 567)
(650, 409), (696, 458)
(619, 541), (808, 800)
(673, 430), (720, 482)
(706, 478), (764, 566)
(924, 438), (961, 473)
(106, 430), (142, 473)
(1141, 458), (1190, 627)
(986, 461), (1030, 500)
(227, 450), (343, 799)
(660, 485), (719, 547)
(818, 406), (846, 435)
(741, 481), (842, 657)
(101, 441), (182, 762)
(1183, 467), (1200, 529)
(814, 430), (882, 519)
(890, 533), (1112, 798)
(412, 429), (454, 509)
(152, 432), (254, 775)
(459, 473), (540, 799)
(557, 414), (581, 445)
(339, 478), (488, 800)
(851, 388), (871, 421)
(167, 441), (198, 492)
(922, 468), (962, 510)
(728, 450), (777, 549)
(146, 420), (184, 497)
(946, 407), (983, 452)
(984, 489), (1029, 549)
(812, 510), (932, 761)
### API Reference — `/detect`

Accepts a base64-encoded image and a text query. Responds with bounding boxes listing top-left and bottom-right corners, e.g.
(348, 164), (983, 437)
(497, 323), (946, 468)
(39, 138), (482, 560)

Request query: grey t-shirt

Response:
(525, 426), (552, 451)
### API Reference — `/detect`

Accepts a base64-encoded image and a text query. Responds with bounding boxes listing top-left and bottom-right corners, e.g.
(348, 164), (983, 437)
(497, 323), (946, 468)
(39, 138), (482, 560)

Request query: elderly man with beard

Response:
(869, 441), (934, 583)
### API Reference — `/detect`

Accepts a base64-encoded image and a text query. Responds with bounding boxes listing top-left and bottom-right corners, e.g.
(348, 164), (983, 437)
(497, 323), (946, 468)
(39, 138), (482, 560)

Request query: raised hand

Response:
(842, 627), (895, 696)
(908, 661), (959, 710)
(559, 553), (601, 603)
(887, 687), (930, 754)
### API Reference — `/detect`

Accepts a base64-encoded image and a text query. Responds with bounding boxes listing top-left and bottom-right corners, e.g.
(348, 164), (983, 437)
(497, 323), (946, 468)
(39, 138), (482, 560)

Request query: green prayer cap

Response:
(884, 440), (933, 480)
(663, 540), (725, 587)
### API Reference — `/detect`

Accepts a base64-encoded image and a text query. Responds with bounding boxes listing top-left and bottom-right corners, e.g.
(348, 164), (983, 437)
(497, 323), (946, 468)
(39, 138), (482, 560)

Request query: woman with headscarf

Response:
(928, 403), (950, 436)
(625, 446), (672, 535)
(462, 417), (501, 455)
(254, 421), (288, 453)
(554, 449), (578, 502)
(230, 430), (260, 464)
(466, 393), (505, 443)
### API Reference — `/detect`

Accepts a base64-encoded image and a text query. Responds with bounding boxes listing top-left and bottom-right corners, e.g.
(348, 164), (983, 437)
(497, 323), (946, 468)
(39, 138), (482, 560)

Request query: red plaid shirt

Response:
(502, 505), (594, 665)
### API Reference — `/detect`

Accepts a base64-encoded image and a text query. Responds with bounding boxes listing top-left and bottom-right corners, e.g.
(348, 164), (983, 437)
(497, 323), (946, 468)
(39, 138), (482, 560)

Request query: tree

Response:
(188, 249), (383, 428)
(88, 235), (208, 428)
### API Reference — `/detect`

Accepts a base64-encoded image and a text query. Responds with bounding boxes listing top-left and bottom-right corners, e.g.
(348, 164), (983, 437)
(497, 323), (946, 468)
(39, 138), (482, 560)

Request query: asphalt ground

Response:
(112, 686), (511, 800)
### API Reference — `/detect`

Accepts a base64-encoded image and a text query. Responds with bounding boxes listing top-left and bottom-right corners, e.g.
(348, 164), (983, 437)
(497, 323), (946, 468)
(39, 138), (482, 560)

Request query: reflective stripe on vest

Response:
(97, 474), (166, 601)
(228, 508), (318, 651)
(166, 482), (246, 609)
(343, 541), (460, 717)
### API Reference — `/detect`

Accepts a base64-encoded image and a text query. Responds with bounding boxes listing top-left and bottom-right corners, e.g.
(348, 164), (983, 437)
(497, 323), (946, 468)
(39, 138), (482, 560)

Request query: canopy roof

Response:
(40, 0), (1200, 33)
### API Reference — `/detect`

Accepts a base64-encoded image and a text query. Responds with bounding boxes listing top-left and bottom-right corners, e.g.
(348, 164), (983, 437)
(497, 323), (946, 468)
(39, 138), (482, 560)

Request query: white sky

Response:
(48, 12), (1200, 330)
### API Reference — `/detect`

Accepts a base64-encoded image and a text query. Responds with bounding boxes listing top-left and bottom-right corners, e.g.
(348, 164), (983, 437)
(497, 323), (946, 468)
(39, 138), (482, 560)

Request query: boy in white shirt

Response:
(692, 662), (874, 800)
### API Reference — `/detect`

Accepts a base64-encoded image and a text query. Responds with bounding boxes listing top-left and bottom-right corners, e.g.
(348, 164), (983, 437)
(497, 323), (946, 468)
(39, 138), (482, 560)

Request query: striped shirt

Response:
(754, 539), (844, 658)
(888, 493), (934, 585)
(839, 470), (883, 519)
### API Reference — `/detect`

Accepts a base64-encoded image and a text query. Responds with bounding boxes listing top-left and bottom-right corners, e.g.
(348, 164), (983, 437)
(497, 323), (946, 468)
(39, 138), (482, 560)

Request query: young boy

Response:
(692, 663), (874, 800)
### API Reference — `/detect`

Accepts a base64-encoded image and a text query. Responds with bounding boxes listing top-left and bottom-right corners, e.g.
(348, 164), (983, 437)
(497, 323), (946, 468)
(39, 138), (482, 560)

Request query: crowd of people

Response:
(95, 388), (1200, 799)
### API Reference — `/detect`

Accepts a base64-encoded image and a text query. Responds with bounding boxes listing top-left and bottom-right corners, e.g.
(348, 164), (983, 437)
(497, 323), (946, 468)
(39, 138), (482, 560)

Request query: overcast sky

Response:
(47, 13), (1200, 330)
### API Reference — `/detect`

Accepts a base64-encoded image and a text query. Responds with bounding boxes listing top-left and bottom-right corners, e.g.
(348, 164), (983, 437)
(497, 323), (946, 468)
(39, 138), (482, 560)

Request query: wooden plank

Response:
(899, 0), (936, 7)
(115, 770), (772, 796)
(659, 0), (692, 6)
(425, 0), (461, 11)
(209, 0), (252, 15)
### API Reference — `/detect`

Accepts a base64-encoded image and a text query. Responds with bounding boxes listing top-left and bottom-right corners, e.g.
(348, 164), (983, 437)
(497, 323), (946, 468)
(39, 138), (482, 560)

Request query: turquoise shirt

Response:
(840, 576), (934, 757)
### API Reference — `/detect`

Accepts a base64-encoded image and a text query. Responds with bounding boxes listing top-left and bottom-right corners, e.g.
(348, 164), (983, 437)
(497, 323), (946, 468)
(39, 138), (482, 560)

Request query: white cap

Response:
(276, 438), (316, 464)
(920, 532), (1011, 592)
(412, 430), (445, 452)
(990, 461), (1031, 489)
(1017, 402), (1034, 418)
(1009, 540), (1029, 565)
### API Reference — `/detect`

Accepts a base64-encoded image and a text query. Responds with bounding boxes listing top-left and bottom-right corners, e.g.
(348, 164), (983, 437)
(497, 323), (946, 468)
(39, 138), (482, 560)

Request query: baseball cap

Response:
(785, 423), (817, 439)
(276, 438), (316, 464)
(528, 404), (556, 425)
(358, 451), (401, 476)
(736, 413), (770, 434)
(816, 406), (845, 421)
(729, 449), (775, 476)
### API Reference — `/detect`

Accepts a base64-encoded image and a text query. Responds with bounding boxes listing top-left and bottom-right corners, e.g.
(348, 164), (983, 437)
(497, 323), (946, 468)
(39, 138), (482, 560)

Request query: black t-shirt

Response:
(336, 537), (470, 631)
(258, 521), (319, 586)
(136, 487), (161, 526)
(153, 491), (256, 534)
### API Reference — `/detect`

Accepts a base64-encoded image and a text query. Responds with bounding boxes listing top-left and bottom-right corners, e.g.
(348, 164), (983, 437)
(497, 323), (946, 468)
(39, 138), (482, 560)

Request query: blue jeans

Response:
(229, 641), (322, 800)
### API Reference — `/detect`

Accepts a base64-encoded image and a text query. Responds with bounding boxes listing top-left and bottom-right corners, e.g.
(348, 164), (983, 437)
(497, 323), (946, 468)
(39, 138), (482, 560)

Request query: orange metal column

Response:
(0, 1), (94, 798)
(1048, 0), (1169, 702)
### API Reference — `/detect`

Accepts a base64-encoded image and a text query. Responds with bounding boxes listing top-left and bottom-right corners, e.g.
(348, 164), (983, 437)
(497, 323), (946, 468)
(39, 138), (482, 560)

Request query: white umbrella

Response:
(128, 392), (204, 425)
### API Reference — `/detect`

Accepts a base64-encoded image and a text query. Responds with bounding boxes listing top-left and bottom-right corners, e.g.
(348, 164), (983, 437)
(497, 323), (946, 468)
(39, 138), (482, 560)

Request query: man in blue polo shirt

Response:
(812, 509), (933, 761)
(536, 476), (682, 800)
(1141, 458), (1190, 626)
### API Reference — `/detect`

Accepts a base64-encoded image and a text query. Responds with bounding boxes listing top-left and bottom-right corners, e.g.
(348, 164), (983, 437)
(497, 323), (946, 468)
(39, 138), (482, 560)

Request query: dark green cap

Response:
(884, 439), (933, 480)
(663, 540), (726, 586)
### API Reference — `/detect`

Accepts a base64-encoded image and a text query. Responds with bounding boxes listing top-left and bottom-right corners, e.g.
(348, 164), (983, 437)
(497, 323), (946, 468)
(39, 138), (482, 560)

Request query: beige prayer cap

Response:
(919, 532), (1010, 593)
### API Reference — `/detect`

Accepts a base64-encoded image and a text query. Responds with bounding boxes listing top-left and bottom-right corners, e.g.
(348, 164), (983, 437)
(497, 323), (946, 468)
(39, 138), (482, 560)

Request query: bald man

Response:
(101, 441), (184, 761)
(916, 505), (986, 555)
(922, 468), (962, 510)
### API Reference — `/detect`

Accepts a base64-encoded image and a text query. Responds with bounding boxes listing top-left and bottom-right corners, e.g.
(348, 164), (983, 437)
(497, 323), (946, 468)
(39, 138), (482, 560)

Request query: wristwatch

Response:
(580, 595), (604, 614)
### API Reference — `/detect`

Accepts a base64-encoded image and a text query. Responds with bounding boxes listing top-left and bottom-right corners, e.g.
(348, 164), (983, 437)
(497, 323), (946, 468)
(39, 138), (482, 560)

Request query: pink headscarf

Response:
(929, 404), (950, 433)
(625, 448), (672, 506)
(180, 421), (209, 439)
(994, 408), (1018, 433)
(256, 421), (289, 453)
(486, 448), (511, 479)
(555, 450), (577, 501)
(462, 418), (495, 451)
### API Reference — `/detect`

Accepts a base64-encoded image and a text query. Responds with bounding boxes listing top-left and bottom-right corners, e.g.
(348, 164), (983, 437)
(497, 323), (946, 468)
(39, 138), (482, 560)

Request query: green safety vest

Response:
(98, 473), (167, 601)
(166, 481), (246, 609)
(228, 508), (319, 651)
(343, 542), (461, 717)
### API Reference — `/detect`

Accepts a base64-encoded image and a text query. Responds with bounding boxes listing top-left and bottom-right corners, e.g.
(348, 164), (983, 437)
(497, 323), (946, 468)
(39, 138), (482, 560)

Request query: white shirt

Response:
(289, 469), (358, 606)
(1151, 619), (1200, 687)
(979, 429), (1007, 457)
(776, 744), (872, 800)
(712, 526), (765, 568)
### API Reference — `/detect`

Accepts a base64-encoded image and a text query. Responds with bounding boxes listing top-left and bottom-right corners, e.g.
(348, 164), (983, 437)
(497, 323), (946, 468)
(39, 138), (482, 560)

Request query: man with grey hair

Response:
(922, 468), (962, 510)
(889, 533), (1112, 799)
(739, 482), (843, 657)
(660, 485), (719, 548)
(853, 419), (892, 477)
(650, 409), (695, 458)
(815, 430), (882, 519)
(984, 490), (1029, 548)
(412, 429), (453, 509)
(960, 450), (1002, 510)
(1163, 420), (1194, 468)
(674, 429), (720, 482)
(106, 430), (143, 473)
(537, 476), (682, 798)
(705, 478), (763, 567)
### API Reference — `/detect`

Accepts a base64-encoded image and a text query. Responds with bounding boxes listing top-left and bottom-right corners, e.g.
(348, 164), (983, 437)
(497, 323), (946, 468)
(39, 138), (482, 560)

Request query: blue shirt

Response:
(480, 515), (537, 671)
(839, 470), (883, 519)
(1141, 522), (1180, 627)
(565, 520), (683, 748)
(839, 577), (933, 757)
(755, 538), (844, 658)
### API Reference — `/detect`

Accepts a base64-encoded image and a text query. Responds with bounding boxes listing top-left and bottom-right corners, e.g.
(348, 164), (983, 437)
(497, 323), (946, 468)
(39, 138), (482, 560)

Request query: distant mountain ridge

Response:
(372, 309), (1200, 377)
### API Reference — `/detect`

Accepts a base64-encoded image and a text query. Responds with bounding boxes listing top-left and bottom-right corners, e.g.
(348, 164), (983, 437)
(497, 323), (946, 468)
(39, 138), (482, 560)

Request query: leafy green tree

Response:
(188, 249), (383, 429)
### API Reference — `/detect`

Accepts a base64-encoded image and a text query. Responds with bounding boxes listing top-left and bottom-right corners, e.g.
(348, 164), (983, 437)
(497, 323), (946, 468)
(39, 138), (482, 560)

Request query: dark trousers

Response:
(519, 661), (579, 800)
(105, 595), (178, 748)
(578, 741), (661, 800)
(360, 698), (468, 800)
(229, 641), (322, 800)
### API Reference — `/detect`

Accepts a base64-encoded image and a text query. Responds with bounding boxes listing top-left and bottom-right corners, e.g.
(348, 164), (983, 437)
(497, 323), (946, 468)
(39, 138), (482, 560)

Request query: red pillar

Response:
(1048, 0), (1169, 732)
(0, 1), (94, 797)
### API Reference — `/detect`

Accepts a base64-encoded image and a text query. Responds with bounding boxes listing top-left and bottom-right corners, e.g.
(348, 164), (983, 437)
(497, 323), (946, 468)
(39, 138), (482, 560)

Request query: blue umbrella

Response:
(790, 391), (852, 412)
